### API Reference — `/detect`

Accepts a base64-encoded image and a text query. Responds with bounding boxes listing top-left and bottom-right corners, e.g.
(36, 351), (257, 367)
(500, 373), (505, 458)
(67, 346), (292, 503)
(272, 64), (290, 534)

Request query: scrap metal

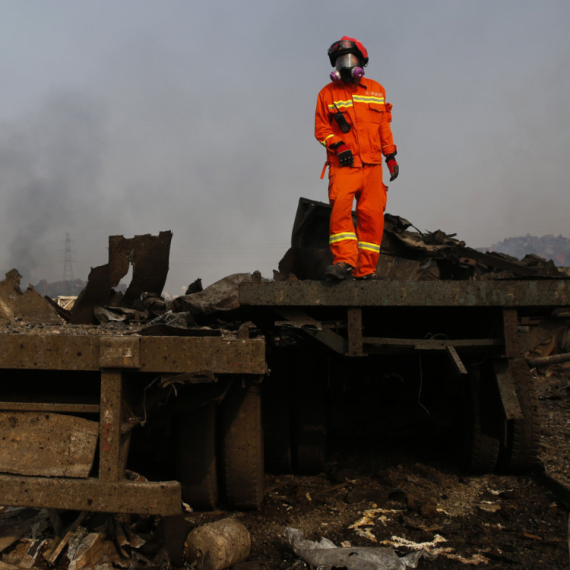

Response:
(71, 231), (172, 325)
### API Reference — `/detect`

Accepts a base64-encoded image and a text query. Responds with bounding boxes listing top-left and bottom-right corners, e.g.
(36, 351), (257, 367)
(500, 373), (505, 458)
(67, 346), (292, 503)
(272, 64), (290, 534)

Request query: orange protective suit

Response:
(315, 77), (397, 278)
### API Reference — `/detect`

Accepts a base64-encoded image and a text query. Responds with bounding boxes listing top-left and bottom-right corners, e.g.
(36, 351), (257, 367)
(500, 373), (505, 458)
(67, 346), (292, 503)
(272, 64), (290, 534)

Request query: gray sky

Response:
(1, 0), (569, 293)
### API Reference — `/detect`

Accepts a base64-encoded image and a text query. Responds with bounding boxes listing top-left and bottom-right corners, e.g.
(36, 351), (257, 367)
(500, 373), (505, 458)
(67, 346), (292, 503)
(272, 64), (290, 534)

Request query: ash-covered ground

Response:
(187, 368), (570, 570)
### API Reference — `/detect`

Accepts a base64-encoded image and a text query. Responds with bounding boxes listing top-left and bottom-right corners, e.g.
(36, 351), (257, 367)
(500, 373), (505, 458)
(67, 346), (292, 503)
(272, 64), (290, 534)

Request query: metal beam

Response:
(347, 309), (364, 357)
(361, 337), (502, 350)
(239, 280), (570, 308)
(446, 346), (468, 375)
(0, 335), (266, 374)
(493, 359), (524, 421)
(0, 474), (181, 515)
(99, 370), (123, 482)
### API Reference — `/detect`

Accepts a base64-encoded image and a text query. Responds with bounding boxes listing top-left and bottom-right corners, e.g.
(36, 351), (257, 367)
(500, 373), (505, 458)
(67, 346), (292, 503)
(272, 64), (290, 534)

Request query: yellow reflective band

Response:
(329, 232), (357, 244)
(320, 134), (335, 146)
(358, 241), (381, 253)
(328, 100), (353, 111)
(353, 95), (385, 104)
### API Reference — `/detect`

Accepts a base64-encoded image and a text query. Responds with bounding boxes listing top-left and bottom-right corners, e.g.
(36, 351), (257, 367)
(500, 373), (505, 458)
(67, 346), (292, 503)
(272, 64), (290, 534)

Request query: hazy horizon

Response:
(1, 1), (569, 293)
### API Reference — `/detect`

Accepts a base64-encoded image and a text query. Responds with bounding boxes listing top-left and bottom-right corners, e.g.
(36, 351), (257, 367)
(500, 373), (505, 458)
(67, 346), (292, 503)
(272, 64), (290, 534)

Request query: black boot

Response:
(324, 262), (353, 281)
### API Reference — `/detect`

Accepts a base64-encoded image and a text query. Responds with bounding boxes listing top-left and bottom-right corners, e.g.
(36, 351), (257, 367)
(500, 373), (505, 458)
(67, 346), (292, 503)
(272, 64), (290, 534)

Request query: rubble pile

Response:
(276, 198), (564, 281)
(0, 507), (186, 569)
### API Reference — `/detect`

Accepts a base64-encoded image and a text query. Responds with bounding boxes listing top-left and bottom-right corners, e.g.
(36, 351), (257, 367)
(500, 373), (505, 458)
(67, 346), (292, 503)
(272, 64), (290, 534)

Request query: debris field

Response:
(0, 198), (569, 569)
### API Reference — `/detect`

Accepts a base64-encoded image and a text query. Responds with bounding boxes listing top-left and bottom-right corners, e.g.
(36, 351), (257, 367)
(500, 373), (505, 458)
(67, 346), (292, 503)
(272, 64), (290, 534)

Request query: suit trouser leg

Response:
(354, 164), (386, 277)
(328, 165), (361, 268)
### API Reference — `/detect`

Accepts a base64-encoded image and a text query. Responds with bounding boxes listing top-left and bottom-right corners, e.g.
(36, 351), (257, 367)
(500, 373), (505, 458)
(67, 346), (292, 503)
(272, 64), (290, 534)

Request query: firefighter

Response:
(315, 36), (399, 280)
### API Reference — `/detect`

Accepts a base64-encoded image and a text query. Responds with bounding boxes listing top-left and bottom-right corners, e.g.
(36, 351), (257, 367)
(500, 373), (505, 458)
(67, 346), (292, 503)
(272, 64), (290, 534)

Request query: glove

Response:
(386, 153), (399, 181)
(332, 142), (354, 167)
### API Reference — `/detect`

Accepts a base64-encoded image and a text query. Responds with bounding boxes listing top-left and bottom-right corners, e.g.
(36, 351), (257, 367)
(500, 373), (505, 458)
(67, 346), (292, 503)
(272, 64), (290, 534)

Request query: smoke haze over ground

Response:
(0, 1), (569, 293)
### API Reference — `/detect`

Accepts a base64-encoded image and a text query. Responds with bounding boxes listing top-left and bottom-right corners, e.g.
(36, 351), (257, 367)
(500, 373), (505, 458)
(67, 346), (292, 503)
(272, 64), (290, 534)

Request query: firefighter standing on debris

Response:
(315, 36), (399, 280)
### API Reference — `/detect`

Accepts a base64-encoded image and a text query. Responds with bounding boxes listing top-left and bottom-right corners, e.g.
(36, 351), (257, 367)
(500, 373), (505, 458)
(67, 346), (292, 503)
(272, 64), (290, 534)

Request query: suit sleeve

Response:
(379, 95), (397, 157)
(315, 90), (343, 150)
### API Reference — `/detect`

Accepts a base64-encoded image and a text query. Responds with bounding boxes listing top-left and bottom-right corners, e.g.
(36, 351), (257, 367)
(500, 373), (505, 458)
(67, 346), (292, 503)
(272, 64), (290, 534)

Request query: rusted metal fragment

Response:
(117, 232), (172, 307)
(0, 474), (181, 515)
(0, 270), (61, 324)
(0, 412), (98, 477)
(239, 280), (570, 308)
(71, 231), (172, 325)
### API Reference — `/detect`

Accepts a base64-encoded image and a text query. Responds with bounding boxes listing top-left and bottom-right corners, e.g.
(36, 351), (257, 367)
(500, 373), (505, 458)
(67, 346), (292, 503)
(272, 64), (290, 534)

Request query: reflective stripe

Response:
(328, 100), (353, 111)
(329, 232), (357, 244)
(320, 133), (335, 146)
(353, 95), (385, 104)
(358, 241), (381, 253)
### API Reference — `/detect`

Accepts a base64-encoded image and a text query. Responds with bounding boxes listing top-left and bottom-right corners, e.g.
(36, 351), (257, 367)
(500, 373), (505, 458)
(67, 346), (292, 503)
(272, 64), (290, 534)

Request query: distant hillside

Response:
(483, 234), (570, 266)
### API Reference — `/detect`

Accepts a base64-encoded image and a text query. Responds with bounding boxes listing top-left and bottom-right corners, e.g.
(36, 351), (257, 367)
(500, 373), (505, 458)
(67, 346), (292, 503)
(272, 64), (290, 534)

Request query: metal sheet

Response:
(239, 280), (570, 308)
(0, 474), (181, 515)
(0, 412), (98, 478)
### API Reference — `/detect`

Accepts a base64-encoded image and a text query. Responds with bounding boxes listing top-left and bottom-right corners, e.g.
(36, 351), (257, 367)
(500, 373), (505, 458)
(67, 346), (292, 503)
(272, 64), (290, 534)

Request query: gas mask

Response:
(330, 53), (365, 83)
